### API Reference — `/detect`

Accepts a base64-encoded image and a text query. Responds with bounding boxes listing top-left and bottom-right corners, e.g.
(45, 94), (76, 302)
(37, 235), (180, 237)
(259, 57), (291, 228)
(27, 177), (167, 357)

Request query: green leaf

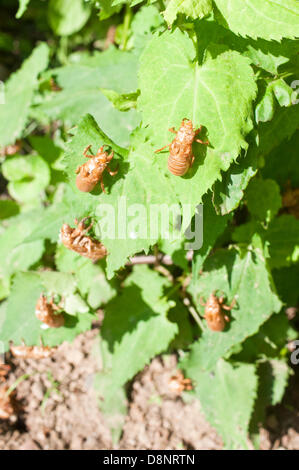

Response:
(100, 88), (139, 111)
(267, 215), (299, 269)
(35, 49), (140, 147)
(16, 0), (31, 18)
(0, 210), (45, 283)
(164, 0), (212, 25)
(273, 265), (299, 306)
(192, 193), (231, 271)
(2, 154), (50, 203)
(262, 131), (299, 188)
(212, 151), (258, 215)
(48, 0), (92, 36)
(63, 118), (180, 278)
(0, 200), (19, 220)
(256, 104), (299, 158)
(98, 1), (122, 20)
(184, 247), (282, 372)
(138, 29), (257, 212)
(194, 18), (299, 75)
(168, 297), (194, 351)
(214, 0), (299, 41)
(0, 42), (49, 147)
(249, 359), (290, 447)
(100, 266), (177, 384)
(0, 271), (94, 350)
(130, 4), (164, 54)
(55, 245), (116, 309)
(231, 312), (296, 362)
(184, 359), (257, 449)
(256, 79), (294, 124)
(246, 178), (282, 223)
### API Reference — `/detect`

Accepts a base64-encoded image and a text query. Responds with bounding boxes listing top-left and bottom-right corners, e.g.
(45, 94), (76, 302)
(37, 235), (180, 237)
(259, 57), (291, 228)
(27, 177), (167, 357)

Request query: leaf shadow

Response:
(101, 285), (159, 353)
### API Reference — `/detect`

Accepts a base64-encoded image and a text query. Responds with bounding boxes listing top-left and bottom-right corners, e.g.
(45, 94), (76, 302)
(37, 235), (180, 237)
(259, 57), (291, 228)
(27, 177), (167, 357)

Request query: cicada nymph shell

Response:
(35, 294), (65, 328)
(200, 292), (235, 332)
(76, 144), (117, 193)
(10, 343), (57, 359)
(168, 370), (193, 395)
(155, 119), (208, 176)
(60, 217), (107, 262)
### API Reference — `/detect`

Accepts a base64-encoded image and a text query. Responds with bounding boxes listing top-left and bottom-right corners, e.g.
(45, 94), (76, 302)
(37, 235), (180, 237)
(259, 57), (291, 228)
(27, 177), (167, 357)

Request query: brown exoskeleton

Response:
(0, 385), (16, 420)
(0, 365), (16, 420)
(155, 119), (208, 176)
(10, 342), (57, 359)
(60, 217), (107, 262)
(0, 139), (22, 157)
(35, 294), (65, 328)
(0, 364), (10, 383)
(200, 292), (236, 332)
(76, 144), (118, 193)
(168, 370), (193, 395)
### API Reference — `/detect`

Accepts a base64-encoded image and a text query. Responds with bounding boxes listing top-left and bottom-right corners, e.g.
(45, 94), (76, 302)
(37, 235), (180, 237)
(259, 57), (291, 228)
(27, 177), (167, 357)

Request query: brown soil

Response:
(0, 328), (298, 450)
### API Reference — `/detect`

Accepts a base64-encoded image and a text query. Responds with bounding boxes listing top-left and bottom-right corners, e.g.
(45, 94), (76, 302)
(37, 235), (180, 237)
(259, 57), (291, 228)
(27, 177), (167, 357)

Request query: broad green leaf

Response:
(273, 265), (299, 305)
(34, 49), (140, 147)
(100, 266), (177, 384)
(164, 0), (212, 25)
(246, 178), (282, 223)
(256, 104), (299, 158)
(214, 0), (299, 41)
(256, 79), (294, 123)
(0, 42), (49, 147)
(2, 154), (50, 203)
(0, 210), (45, 282)
(16, 0), (31, 18)
(249, 359), (291, 447)
(0, 271), (93, 350)
(0, 200), (19, 219)
(191, 193), (231, 270)
(184, 359), (257, 449)
(130, 4), (164, 53)
(267, 215), (299, 269)
(184, 247), (282, 372)
(262, 131), (299, 187)
(22, 184), (100, 244)
(194, 18), (299, 75)
(55, 245), (116, 309)
(63, 117), (179, 278)
(100, 88), (139, 111)
(212, 150), (258, 215)
(138, 29), (257, 212)
(48, 0), (92, 36)
(168, 297), (194, 351)
(98, 1), (122, 20)
(231, 312), (296, 362)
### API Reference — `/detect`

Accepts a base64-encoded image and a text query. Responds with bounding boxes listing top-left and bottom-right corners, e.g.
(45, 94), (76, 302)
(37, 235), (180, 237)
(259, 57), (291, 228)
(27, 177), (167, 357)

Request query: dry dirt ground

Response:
(0, 327), (298, 450)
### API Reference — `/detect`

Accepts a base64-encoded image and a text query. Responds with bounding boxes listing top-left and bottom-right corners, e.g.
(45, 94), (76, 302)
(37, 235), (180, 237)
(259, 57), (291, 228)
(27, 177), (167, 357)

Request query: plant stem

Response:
(183, 297), (204, 330)
(121, 5), (132, 51)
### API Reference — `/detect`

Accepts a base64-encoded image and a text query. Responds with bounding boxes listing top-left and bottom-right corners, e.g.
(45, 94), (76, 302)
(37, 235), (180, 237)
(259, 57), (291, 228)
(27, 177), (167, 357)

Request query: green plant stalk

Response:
(121, 5), (132, 51)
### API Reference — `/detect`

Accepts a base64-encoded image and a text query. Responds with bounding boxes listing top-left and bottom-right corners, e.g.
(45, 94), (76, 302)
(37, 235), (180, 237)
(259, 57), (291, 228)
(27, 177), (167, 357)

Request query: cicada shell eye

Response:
(76, 174), (97, 193)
